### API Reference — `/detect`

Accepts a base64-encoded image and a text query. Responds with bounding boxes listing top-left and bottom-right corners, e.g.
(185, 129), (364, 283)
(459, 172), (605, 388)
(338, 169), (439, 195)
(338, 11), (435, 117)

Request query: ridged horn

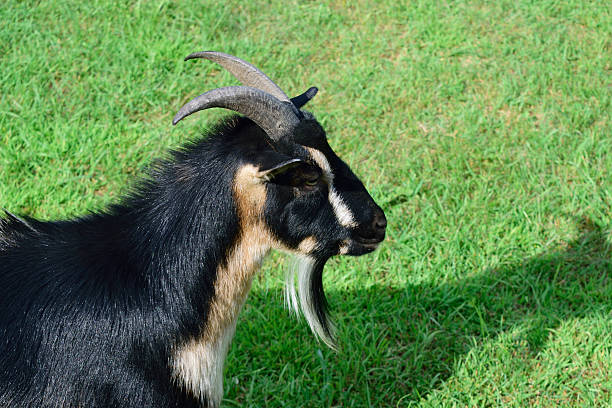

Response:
(172, 86), (299, 141)
(185, 51), (291, 103)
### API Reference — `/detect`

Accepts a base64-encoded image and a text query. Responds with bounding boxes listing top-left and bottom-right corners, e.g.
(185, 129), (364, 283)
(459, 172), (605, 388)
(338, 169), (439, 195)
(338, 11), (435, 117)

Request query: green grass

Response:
(1, 0), (611, 406)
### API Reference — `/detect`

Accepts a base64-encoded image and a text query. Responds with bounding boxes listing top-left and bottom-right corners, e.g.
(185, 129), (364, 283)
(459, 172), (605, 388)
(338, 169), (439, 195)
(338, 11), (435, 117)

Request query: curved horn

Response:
(185, 51), (291, 103)
(172, 86), (299, 141)
(290, 87), (318, 109)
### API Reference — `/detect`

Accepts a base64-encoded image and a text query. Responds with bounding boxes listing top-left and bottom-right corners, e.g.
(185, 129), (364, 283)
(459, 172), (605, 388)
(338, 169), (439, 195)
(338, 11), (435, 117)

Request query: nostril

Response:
(354, 210), (387, 243)
(373, 211), (387, 230)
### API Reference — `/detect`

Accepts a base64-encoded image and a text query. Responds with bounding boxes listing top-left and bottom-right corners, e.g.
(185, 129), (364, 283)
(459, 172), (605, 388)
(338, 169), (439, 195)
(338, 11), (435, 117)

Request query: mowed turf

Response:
(1, 0), (611, 406)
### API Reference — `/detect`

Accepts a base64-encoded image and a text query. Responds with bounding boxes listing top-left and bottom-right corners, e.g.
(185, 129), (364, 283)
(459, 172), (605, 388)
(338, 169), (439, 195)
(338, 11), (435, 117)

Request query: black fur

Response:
(1, 118), (249, 407)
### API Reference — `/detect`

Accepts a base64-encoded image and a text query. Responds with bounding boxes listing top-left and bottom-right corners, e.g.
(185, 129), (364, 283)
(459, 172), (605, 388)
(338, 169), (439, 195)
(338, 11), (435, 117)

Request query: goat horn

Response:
(185, 51), (291, 104)
(172, 86), (299, 141)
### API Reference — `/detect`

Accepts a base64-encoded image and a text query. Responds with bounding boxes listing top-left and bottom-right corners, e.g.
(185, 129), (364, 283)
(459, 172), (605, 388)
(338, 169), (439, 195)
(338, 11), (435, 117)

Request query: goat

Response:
(0, 51), (387, 407)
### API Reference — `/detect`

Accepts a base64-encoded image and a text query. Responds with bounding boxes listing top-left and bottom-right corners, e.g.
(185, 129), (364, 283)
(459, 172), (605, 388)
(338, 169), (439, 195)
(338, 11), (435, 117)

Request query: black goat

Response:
(0, 51), (386, 407)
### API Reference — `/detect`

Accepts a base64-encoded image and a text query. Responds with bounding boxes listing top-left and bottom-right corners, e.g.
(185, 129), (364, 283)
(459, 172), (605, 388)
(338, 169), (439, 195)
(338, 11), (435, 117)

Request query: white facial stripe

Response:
(329, 188), (358, 228)
(305, 147), (331, 174)
(305, 148), (357, 228)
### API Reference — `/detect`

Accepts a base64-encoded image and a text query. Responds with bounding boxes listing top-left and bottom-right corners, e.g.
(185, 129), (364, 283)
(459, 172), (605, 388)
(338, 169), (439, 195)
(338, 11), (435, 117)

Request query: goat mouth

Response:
(355, 234), (384, 245)
(355, 236), (383, 244)
(348, 237), (383, 254)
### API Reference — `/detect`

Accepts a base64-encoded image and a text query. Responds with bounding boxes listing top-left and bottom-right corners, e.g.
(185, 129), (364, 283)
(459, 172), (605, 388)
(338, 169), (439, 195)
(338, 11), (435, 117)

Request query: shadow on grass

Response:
(375, 217), (611, 403)
(226, 218), (611, 406)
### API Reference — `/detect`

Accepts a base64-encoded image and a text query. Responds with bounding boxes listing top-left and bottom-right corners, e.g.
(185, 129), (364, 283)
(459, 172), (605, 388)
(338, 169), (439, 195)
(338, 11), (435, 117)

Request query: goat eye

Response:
(304, 178), (319, 186)
(297, 165), (322, 189)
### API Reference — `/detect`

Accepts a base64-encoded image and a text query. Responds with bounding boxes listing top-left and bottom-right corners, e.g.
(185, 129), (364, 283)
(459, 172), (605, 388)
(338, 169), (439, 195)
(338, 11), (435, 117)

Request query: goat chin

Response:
(286, 254), (336, 350)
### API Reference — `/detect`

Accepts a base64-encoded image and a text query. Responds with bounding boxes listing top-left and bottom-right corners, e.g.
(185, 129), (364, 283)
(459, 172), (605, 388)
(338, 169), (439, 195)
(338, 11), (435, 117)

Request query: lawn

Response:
(1, 0), (611, 406)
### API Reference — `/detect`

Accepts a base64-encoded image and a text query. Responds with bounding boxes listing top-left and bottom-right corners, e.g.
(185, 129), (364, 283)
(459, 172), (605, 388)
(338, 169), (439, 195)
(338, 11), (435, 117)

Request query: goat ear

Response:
(291, 87), (318, 109)
(257, 158), (305, 181)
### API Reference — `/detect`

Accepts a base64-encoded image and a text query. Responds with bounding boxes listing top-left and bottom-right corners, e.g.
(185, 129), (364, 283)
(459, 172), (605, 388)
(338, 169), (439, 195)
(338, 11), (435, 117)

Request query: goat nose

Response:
(373, 210), (387, 231)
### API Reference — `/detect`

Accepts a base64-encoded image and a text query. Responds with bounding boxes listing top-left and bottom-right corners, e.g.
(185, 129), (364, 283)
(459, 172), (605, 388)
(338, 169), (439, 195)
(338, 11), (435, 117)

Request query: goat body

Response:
(0, 52), (386, 407)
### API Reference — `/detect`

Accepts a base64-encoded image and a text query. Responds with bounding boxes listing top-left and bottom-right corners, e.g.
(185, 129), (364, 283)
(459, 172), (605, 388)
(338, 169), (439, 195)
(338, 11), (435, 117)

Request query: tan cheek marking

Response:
(339, 239), (351, 255)
(298, 236), (319, 254)
(172, 164), (277, 405)
(234, 164), (268, 219)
